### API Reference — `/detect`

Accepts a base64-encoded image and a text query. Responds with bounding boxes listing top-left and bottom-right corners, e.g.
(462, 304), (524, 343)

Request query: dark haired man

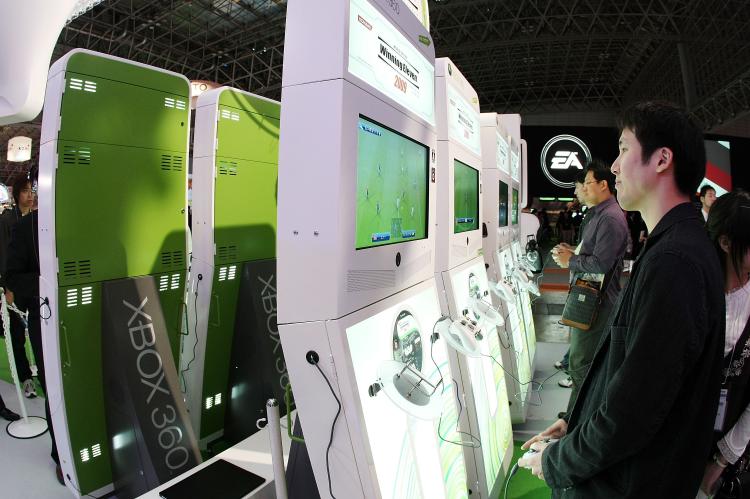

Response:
(699, 184), (716, 222)
(521, 102), (725, 498)
(551, 161), (628, 414)
(0, 175), (37, 398)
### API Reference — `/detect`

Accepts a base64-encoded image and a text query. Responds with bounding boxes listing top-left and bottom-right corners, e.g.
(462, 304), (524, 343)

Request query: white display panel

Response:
(435, 58), (483, 272)
(512, 241), (537, 365)
(496, 247), (532, 421)
(447, 85), (481, 156)
(279, 279), (470, 499)
(443, 259), (513, 495)
(510, 143), (520, 182)
(346, 285), (467, 499)
(497, 131), (510, 175)
(348, 0), (435, 125)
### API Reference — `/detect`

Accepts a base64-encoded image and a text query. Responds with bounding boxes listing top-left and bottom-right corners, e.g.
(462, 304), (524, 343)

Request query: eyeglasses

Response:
(583, 180), (602, 186)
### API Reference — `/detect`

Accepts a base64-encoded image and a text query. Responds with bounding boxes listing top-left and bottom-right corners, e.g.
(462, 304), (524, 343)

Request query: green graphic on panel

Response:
(355, 115), (429, 249)
(199, 89), (280, 439)
(453, 160), (479, 233)
(54, 52), (189, 495)
(511, 188), (519, 225)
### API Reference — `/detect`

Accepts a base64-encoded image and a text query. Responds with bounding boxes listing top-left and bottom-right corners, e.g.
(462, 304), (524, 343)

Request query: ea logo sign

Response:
(540, 135), (592, 188)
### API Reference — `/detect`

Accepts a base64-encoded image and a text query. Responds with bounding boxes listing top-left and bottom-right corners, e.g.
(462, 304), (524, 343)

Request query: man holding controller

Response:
(519, 102), (725, 497)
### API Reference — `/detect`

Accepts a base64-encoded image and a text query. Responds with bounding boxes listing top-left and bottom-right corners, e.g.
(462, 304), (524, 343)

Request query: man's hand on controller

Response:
(518, 440), (549, 481)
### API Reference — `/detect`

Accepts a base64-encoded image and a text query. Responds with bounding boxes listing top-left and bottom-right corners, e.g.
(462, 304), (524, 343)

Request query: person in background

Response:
(550, 161), (628, 412)
(555, 171), (589, 384)
(0, 175), (37, 399)
(700, 191), (750, 497)
(521, 101), (724, 497)
(5, 204), (63, 485)
(700, 184), (717, 222)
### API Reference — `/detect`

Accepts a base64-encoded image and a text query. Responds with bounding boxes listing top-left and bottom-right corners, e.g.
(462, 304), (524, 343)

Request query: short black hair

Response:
(574, 171), (587, 184)
(11, 175), (32, 206)
(585, 158), (616, 193)
(706, 190), (750, 283)
(699, 184), (716, 198)
(617, 101), (706, 196)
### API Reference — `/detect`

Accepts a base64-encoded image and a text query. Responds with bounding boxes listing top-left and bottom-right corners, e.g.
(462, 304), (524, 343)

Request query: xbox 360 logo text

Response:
(540, 135), (592, 188)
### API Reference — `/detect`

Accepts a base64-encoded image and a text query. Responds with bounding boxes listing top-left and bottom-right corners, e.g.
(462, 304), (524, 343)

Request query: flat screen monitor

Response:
(454, 159), (479, 233)
(511, 188), (519, 225)
(498, 180), (509, 227)
(355, 115), (430, 250)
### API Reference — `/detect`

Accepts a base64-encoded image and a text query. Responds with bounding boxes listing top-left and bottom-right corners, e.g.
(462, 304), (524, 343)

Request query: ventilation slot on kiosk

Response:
(346, 270), (396, 292)
(62, 259), (92, 279)
(216, 245), (237, 262)
(160, 251), (185, 269)
(62, 147), (91, 166)
(218, 161), (238, 176)
(161, 154), (184, 172)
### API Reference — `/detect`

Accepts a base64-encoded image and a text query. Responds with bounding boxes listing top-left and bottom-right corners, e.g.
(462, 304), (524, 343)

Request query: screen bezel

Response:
(498, 179), (509, 228)
(355, 114), (430, 250)
(453, 158), (480, 234)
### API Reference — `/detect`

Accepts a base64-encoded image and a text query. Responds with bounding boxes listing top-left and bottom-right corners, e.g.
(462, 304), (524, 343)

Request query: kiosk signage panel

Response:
(447, 85), (481, 156)
(446, 261), (513, 494)
(511, 188), (519, 225)
(497, 132), (509, 175)
(345, 285), (467, 499)
(511, 148), (520, 181)
(348, 0), (435, 125)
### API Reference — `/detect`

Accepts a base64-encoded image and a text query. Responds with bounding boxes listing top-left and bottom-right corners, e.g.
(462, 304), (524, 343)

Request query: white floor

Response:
(0, 380), (70, 499)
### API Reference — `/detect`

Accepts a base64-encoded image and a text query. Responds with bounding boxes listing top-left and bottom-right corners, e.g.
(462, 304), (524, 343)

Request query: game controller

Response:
(526, 280), (541, 297)
(519, 438), (559, 467)
(435, 317), (482, 357)
(469, 296), (505, 327)
(513, 268), (530, 286)
(489, 279), (515, 303)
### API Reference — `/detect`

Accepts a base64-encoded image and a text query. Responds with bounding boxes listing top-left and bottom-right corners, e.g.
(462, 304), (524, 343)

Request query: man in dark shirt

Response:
(520, 101), (725, 497)
(552, 161), (628, 414)
(5, 210), (63, 485)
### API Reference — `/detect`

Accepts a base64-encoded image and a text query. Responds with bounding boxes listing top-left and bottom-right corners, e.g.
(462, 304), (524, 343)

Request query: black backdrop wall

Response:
(522, 125), (750, 200)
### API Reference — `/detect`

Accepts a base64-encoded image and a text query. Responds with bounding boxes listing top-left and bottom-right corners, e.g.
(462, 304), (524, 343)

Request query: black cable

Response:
(39, 297), (51, 320)
(312, 361), (340, 499)
(503, 463), (519, 499)
(180, 275), (201, 394)
(431, 318), (482, 449)
(480, 352), (561, 407)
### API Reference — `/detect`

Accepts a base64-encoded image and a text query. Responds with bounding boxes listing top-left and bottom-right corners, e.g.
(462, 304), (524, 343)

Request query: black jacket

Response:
(543, 203), (725, 498)
(0, 206), (23, 288)
(5, 210), (40, 300)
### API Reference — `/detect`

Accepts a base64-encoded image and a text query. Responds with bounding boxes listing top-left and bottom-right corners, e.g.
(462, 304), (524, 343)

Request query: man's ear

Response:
(654, 147), (674, 173)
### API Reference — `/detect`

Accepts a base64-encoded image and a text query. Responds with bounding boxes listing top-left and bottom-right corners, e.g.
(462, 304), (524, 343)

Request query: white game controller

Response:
(436, 317), (482, 357)
(469, 296), (505, 327)
(489, 279), (515, 303)
(513, 268), (530, 286)
(526, 280), (541, 297)
(520, 438), (559, 467)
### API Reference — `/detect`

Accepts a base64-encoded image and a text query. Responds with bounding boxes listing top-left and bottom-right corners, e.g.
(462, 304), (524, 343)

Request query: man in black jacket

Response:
(520, 101), (725, 497)
(5, 210), (63, 485)
(0, 176), (37, 398)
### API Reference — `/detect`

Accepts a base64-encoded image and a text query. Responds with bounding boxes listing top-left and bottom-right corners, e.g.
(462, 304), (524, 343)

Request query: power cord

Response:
(480, 352), (562, 407)
(430, 318), (481, 449)
(306, 350), (340, 499)
(180, 274), (202, 394)
(503, 463), (520, 499)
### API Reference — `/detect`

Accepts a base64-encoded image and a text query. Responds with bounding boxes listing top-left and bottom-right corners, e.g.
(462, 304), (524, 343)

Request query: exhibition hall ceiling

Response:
(2, 0), (750, 181)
